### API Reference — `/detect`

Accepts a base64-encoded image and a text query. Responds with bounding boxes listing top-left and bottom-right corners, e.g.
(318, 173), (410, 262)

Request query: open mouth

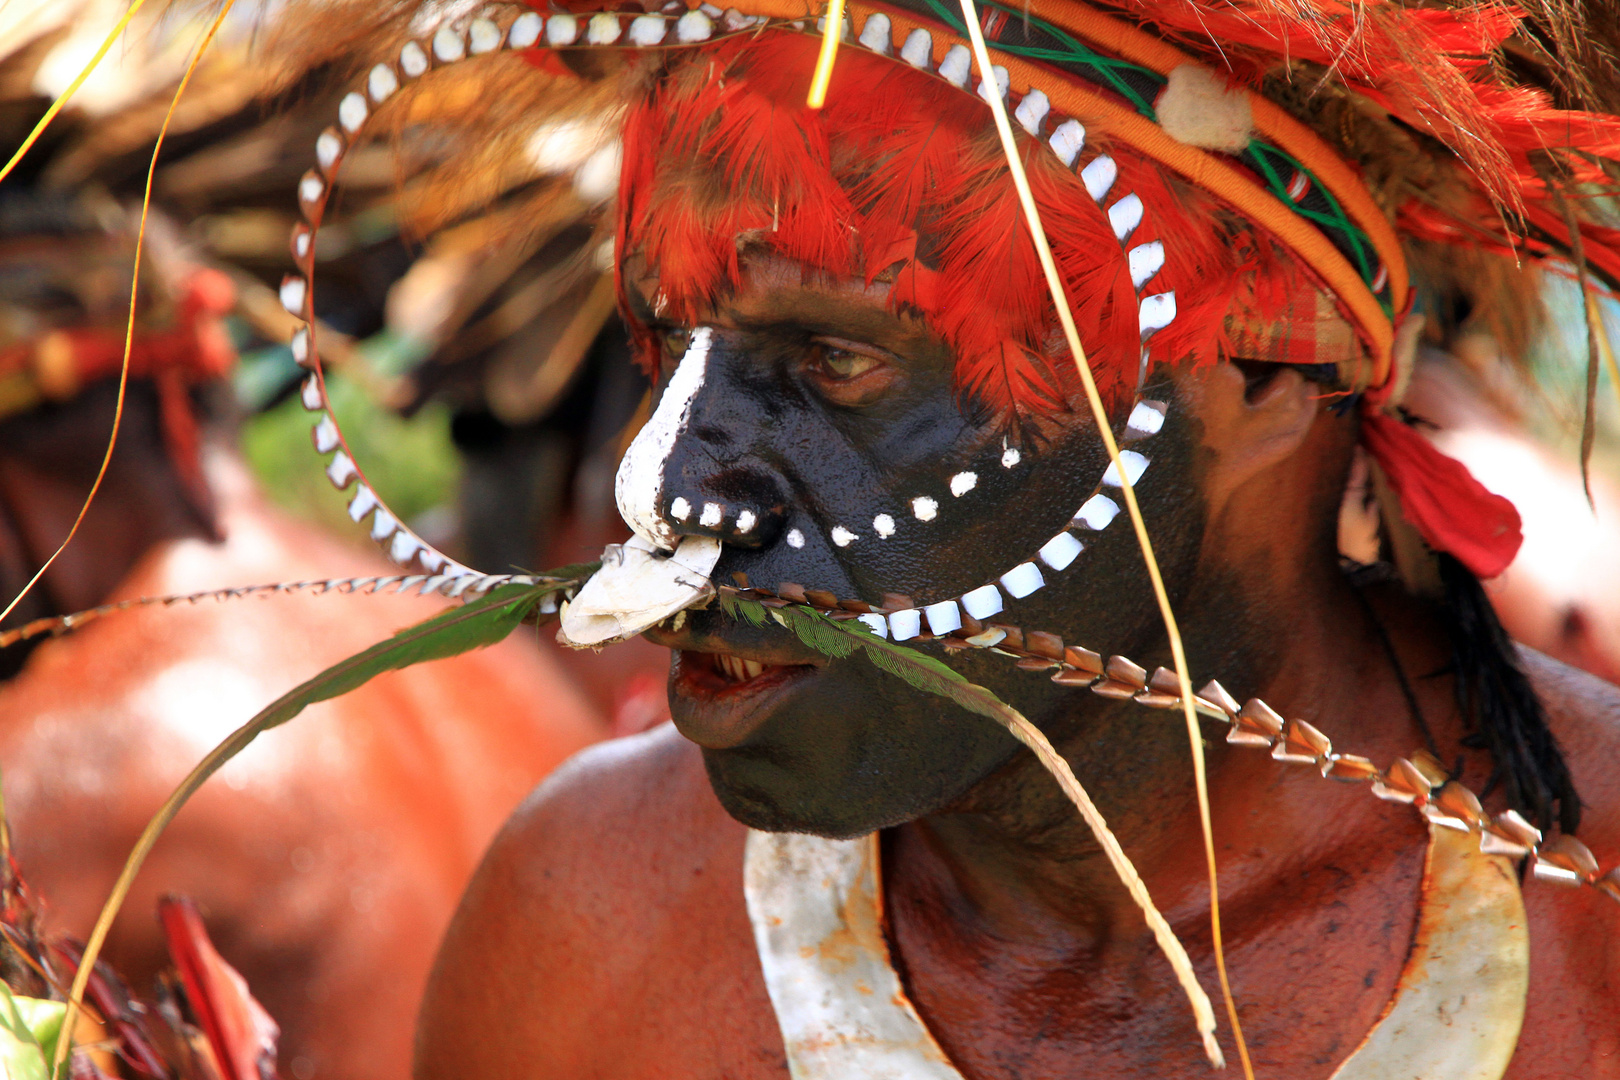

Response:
(691, 650), (794, 690)
(713, 652), (770, 683)
(668, 649), (817, 748)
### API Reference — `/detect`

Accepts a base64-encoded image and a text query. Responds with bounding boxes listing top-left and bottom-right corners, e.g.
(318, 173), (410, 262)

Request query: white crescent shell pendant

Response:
(744, 823), (1527, 1078)
(558, 534), (720, 647)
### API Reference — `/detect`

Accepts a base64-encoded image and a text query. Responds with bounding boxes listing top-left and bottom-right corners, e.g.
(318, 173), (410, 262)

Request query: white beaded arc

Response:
(280, 2), (1181, 601)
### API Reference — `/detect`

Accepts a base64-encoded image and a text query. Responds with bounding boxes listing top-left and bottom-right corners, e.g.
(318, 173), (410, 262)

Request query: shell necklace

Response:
(744, 822), (1527, 1079)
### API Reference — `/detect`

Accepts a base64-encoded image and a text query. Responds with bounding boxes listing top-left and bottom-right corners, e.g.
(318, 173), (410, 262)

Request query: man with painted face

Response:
(410, 2), (1620, 1075)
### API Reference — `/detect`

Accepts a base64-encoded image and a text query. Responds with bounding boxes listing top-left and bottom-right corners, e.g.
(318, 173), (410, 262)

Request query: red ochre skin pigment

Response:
(417, 258), (1620, 1079)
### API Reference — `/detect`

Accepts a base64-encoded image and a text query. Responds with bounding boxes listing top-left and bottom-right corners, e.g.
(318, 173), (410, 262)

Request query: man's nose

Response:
(614, 326), (790, 551)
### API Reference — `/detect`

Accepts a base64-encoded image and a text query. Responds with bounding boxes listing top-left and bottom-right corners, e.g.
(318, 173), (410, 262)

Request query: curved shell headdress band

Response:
(277, 0), (1408, 585)
(814, 0), (1408, 382)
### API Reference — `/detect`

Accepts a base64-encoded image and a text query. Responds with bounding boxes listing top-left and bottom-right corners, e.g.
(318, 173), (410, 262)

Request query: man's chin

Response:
(699, 748), (949, 840)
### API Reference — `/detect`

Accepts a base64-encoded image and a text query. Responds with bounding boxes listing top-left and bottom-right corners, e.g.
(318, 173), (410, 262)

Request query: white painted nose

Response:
(614, 326), (712, 551)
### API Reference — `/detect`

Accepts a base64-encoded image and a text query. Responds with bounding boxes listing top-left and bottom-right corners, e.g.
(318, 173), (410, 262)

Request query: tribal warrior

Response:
(137, 0), (1620, 1074)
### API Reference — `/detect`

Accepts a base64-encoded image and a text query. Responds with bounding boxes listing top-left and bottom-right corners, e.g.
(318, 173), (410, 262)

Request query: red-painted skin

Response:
(417, 360), (1620, 1079)
(0, 449), (605, 1080)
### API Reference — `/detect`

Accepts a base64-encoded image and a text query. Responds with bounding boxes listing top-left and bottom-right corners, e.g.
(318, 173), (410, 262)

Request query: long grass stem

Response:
(51, 6), (237, 1068)
(955, 1), (1250, 1071)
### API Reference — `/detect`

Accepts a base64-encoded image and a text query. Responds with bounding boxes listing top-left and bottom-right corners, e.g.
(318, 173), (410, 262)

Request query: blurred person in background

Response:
(1338, 289), (1620, 686)
(0, 13), (606, 1076)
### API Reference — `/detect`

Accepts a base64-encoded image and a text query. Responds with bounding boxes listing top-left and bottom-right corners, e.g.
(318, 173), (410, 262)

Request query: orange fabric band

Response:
(858, 0), (1395, 381)
(1015, 0), (1409, 318)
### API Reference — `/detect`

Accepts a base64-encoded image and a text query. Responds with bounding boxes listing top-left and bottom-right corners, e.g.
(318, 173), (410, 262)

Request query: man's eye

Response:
(811, 339), (885, 381)
(818, 347), (880, 380)
(804, 337), (900, 406)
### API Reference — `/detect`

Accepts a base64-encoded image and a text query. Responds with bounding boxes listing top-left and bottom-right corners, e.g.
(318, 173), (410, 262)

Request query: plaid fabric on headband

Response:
(1224, 286), (1364, 370)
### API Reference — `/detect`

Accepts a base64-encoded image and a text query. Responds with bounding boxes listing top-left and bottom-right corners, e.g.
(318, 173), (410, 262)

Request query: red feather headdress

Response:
(609, 0), (1620, 575)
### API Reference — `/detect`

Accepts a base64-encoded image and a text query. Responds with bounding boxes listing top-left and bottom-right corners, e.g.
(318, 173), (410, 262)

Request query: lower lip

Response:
(670, 651), (815, 750)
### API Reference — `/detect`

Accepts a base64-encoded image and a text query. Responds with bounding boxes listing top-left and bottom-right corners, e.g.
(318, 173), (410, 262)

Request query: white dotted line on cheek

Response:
(848, 402), (1165, 641)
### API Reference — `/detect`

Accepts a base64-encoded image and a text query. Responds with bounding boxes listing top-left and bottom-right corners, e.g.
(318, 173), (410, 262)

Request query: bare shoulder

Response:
(414, 724), (786, 1080)
(1519, 646), (1620, 833)
(1521, 646), (1620, 732)
(1511, 649), (1620, 1078)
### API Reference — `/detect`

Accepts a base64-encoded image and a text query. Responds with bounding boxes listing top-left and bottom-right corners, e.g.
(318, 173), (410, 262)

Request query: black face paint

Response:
(635, 286), (1200, 837)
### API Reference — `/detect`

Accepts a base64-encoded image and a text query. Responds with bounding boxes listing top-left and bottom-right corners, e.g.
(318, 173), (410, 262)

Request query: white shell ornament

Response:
(559, 535), (722, 646)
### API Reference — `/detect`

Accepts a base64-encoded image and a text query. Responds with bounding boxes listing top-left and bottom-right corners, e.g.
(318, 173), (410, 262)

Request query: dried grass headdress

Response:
(208, 0), (1620, 585)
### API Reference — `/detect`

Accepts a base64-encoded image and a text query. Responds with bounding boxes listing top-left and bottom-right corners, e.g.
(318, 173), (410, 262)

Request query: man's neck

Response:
(891, 555), (1453, 955)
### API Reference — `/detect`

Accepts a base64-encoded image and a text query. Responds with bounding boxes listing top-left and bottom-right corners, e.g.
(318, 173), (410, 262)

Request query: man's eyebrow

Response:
(723, 303), (937, 354)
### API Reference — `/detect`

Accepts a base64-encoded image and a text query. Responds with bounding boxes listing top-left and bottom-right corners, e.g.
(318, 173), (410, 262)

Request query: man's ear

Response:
(1184, 362), (1324, 512)
(1385, 312), (1427, 406)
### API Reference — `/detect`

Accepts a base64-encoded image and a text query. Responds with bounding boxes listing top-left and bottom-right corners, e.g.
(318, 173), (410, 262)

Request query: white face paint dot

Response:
(700, 502), (724, 527)
(786, 528), (805, 549)
(1038, 531), (1085, 571)
(831, 526), (858, 547)
(670, 497), (691, 521)
(923, 600), (963, 635)
(949, 471), (978, 496)
(1075, 493), (1121, 530)
(857, 612), (890, 638)
(1001, 447), (1021, 468)
(735, 509), (757, 533)
(1101, 450), (1150, 488)
(873, 513), (896, 538)
(1127, 400), (1167, 436)
(1000, 561), (1046, 599)
(960, 583), (1004, 620)
(912, 496), (938, 522)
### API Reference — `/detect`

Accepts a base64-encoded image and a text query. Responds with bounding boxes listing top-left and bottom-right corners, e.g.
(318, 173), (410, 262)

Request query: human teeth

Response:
(714, 653), (767, 682)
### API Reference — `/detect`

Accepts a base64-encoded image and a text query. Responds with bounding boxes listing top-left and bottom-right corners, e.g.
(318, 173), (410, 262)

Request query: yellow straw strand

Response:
(0, 0), (171, 628)
(1587, 290), (1620, 423)
(997, 704), (1222, 1066)
(0, 0), (152, 188)
(51, 5), (236, 1070)
(955, 1), (1251, 1072)
(806, 0), (848, 108)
